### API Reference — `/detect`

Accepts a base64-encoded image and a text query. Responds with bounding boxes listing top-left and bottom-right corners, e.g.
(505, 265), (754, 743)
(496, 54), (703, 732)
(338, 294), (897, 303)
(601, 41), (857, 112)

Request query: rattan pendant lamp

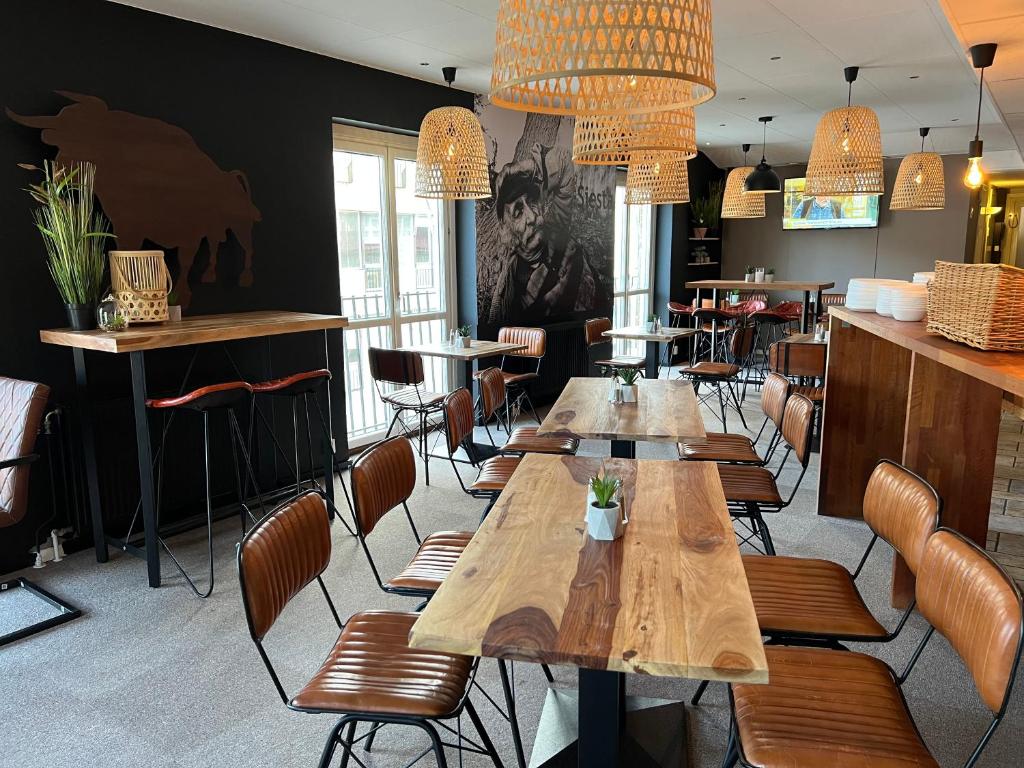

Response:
(490, 0), (717, 116)
(572, 108), (697, 165)
(722, 144), (766, 217)
(890, 128), (945, 211)
(805, 66), (884, 196)
(963, 43), (998, 190)
(744, 117), (781, 193)
(415, 67), (491, 200)
(624, 153), (690, 205)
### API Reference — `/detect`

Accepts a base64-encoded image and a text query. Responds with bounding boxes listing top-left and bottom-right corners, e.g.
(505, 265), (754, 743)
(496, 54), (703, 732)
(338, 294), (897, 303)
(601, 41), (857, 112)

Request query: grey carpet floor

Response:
(2, 392), (1021, 768)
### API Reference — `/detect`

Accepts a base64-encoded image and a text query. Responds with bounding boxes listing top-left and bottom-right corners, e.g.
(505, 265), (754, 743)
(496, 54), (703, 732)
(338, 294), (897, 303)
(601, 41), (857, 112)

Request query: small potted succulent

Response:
(765, 267), (775, 283)
(457, 324), (472, 348)
(586, 472), (624, 541)
(166, 291), (182, 322)
(617, 367), (640, 403)
(744, 265), (754, 283)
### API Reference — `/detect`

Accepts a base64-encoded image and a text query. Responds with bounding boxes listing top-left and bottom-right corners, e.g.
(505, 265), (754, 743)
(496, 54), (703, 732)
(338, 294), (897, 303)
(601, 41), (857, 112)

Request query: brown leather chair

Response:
(0, 376), (81, 646)
(583, 317), (645, 377)
(678, 372), (790, 466)
(350, 436), (473, 599)
(442, 388), (520, 518)
(679, 323), (756, 432)
(478, 368), (578, 457)
(724, 529), (1024, 768)
(691, 459), (941, 706)
(718, 393), (816, 555)
(493, 326), (546, 424)
(368, 347), (445, 484)
(237, 491), (502, 768)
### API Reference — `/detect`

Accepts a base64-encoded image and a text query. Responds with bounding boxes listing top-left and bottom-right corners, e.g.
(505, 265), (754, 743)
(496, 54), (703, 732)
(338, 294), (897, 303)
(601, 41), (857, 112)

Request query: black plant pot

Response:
(65, 302), (96, 331)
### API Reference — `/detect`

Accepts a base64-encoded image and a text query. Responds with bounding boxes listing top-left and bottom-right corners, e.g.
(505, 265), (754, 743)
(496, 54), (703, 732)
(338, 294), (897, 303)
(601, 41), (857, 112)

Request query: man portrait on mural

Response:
(487, 142), (597, 324)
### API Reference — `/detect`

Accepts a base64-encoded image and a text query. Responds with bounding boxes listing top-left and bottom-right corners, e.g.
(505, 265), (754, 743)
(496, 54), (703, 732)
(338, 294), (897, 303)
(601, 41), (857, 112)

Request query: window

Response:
(333, 124), (455, 444)
(612, 177), (655, 357)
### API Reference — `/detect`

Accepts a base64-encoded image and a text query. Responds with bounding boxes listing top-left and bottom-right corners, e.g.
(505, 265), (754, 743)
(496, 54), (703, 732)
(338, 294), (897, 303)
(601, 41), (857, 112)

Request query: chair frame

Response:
(237, 492), (503, 768)
(442, 390), (505, 506)
(496, 328), (545, 426)
(722, 529), (1024, 768)
(682, 323), (755, 432)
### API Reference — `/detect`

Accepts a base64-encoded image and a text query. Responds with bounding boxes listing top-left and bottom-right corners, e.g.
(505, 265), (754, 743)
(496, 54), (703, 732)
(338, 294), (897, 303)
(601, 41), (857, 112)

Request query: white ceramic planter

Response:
(166, 305), (182, 322)
(459, 336), (471, 348)
(744, 274), (754, 282)
(764, 274), (774, 283)
(620, 384), (638, 403)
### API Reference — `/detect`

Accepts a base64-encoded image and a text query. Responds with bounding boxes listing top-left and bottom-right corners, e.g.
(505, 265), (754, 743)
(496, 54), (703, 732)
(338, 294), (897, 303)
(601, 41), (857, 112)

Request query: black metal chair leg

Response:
(747, 503), (776, 555)
(727, 382), (748, 430)
(363, 722), (378, 753)
(498, 659), (527, 768)
(465, 700), (505, 768)
(339, 720), (358, 768)
(717, 385), (729, 432)
(541, 663), (554, 683)
(418, 720), (450, 768)
(691, 679), (710, 706)
(721, 718), (739, 768)
(228, 410), (268, 523)
(317, 718), (351, 768)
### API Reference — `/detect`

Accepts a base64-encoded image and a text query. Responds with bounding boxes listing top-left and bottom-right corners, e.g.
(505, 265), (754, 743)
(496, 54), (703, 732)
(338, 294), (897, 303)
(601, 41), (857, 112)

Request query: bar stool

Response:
(249, 368), (355, 534)
(490, 326), (546, 424)
(750, 309), (791, 383)
(130, 381), (265, 598)
(691, 307), (734, 363)
(679, 324), (755, 432)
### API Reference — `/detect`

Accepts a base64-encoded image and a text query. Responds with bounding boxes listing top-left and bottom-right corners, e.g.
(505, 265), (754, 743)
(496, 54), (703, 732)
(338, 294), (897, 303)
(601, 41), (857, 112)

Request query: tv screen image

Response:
(782, 177), (879, 230)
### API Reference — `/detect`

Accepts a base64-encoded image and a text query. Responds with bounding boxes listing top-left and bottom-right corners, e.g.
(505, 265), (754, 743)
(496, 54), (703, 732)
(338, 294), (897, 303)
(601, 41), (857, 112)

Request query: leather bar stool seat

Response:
(289, 610), (473, 718)
(742, 554), (887, 639)
(499, 370), (540, 386)
(387, 531), (475, 592)
(251, 368), (330, 396)
(146, 381), (252, 410)
(678, 433), (761, 463)
(470, 455), (521, 493)
(790, 384), (824, 402)
(501, 426), (578, 455)
(731, 645), (938, 768)
(680, 361), (741, 377)
(717, 465), (783, 504)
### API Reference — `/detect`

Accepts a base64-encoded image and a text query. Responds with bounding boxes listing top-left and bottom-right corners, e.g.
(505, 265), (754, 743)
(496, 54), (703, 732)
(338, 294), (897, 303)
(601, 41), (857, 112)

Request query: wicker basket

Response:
(109, 250), (172, 323)
(926, 261), (1024, 351)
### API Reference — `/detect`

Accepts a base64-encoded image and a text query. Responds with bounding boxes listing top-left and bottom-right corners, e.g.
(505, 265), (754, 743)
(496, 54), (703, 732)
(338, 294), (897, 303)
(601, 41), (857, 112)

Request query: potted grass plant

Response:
(586, 472), (624, 540)
(690, 179), (724, 239)
(457, 324), (472, 348)
(22, 160), (113, 330)
(765, 267), (775, 283)
(744, 265), (755, 282)
(617, 367), (640, 403)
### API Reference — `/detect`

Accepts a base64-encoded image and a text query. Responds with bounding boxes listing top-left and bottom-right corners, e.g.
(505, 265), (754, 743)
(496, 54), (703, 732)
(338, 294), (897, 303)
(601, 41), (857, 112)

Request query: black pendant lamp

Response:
(744, 116), (781, 193)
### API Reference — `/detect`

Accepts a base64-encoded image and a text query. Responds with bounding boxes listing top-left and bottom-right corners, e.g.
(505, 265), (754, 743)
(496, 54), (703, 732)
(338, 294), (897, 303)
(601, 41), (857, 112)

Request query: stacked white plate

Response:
(875, 281), (910, 316)
(890, 284), (929, 322)
(912, 271), (935, 285)
(847, 278), (905, 312)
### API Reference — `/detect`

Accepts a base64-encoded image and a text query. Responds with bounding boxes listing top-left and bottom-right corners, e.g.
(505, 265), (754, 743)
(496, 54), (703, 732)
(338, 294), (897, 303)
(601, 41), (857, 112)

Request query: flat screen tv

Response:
(782, 177), (879, 230)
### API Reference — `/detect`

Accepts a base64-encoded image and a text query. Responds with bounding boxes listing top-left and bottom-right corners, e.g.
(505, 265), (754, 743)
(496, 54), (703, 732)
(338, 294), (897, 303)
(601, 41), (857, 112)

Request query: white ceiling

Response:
(110, 0), (1024, 170)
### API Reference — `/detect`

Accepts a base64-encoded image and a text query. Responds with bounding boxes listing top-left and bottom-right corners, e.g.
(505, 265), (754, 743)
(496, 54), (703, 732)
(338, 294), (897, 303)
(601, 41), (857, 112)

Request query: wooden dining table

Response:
(601, 325), (699, 379)
(535, 377), (705, 458)
(409, 453), (768, 768)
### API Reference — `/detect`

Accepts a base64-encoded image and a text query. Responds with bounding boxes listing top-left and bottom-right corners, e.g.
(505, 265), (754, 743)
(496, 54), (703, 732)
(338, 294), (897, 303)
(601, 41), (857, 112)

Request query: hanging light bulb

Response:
(415, 67), (491, 200)
(805, 67), (884, 196)
(890, 127), (945, 211)
(722, 144), (766, 218)
(963, 43), (997, 190)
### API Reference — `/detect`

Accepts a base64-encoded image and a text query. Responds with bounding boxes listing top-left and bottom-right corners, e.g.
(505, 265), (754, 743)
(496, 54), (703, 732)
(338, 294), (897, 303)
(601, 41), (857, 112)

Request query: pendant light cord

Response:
(974, 67), (985, 142)
(847, 80), (852, 108)
(760, 120), (767, 163)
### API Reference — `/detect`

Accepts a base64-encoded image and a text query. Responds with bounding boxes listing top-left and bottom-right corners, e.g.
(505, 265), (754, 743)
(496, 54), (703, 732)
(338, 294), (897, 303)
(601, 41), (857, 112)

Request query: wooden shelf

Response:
(687, 261), (719, 266)
(689, 237), (720, 241)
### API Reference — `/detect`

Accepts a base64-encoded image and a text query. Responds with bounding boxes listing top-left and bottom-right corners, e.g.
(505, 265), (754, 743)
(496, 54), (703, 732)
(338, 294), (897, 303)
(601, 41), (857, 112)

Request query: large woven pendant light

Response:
(890, 128), (944, 211)
(490, 0), (716, 116)
(573, 108), (697, 165)
(624, 153), (690, 205)
(963, 43), (998, 190)
(722, 144), (766, 218)
(805, 67), (883, 196)
(744, 117), (781, 194)
(415, 67), (491, 200)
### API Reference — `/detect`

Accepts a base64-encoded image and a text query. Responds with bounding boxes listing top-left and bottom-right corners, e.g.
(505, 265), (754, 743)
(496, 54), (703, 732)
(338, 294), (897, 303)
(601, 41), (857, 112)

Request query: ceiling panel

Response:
(396, 12), (499, 64)
(282, 0), (467, 35)
(767, 0), (924, 25)
(804, 7), (956, 67)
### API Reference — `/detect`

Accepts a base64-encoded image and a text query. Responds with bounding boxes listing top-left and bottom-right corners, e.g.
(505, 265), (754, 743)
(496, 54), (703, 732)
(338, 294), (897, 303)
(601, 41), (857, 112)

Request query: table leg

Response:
(814, 290), (823, 331)
(321, 329), (335, 507)
(710, 289), (719, 361)
(129, 351), (161, 588)
(611, 440), (635, 459)
(801, 291), (811, 333)
(578, 669), (624, 768)
(72, 348), (107, 564)
(645, 341), (660, 380)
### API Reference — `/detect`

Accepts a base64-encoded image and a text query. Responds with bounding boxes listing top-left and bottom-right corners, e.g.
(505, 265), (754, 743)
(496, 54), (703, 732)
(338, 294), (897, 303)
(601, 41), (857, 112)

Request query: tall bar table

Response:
(40, 311), (348, 587)
(685, 279), (836, 333)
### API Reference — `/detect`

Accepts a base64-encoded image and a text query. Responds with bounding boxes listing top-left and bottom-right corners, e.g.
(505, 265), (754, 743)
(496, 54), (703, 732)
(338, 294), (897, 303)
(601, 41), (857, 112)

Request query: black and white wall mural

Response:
(475, 97), (615, 326)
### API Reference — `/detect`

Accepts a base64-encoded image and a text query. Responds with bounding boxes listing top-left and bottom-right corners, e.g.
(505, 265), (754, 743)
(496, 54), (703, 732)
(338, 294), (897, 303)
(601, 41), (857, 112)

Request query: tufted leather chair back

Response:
(351, 437), (416, 537)
(443, 388), (475, 455)
(497, 326), (546, 359)
(780, 393), (815, 467)
(478, 368), (506, 422)
(368, 347), (425, 387)
(0, 377), (50, 528)
(238, 491), (331, 641)
(769, 341), (826, 378)
(863, 460), (940, 578)
(917, 529), (1023, 713)
(584, 318), (612, 347)
(729, 324), (756, 361)
(761, 373), (790, 429)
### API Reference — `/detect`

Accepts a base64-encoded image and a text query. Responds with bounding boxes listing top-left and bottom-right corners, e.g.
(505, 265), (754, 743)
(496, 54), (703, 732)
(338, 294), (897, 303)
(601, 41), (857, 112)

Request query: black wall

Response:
(0, 0), (472, 572)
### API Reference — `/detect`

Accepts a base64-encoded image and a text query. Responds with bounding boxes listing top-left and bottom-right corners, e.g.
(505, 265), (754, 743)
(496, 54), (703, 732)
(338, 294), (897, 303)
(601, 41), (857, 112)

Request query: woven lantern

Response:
(625, 154), (690, 205)
(490, 0), (716, 116)
(721, 145), (765, 218)
(415, 68), (491, 200)
(890, 128), (944, 211)
(573, 109), (697, 165)
(805, 67), (884, 196)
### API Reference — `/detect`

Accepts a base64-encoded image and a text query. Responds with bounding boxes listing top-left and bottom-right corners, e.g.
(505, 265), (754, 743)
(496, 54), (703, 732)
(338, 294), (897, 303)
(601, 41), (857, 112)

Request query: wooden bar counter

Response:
(819, 307), (1024, 606)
